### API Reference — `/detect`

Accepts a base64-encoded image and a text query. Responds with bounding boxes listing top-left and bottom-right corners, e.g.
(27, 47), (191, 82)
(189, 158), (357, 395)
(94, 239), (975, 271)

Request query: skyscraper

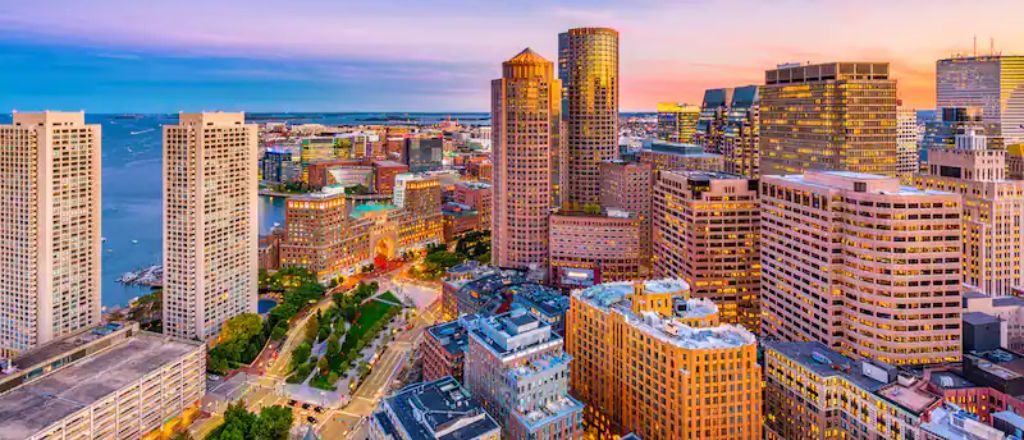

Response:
(760, 62), (897, 176)
(760, 171), (962, 365)
(491, 48), (561, 273)
(0, 111), (101, 356)
(566, 279), (761, 439)
(937, 55), (1024, 146)
(722, 85), (761, 178)
(559, 27), (619, 208)
(896, 105), (919, 183)
(656, 102), (700, 144)
(916, 129), (1024, 296)
(653, 170), (761, 332)
(163, 112), (258, 341)
(694, 88), (733, 152)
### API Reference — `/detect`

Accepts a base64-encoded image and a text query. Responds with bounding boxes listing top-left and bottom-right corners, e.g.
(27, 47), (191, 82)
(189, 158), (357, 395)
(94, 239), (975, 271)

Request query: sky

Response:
(1, 0), (1022, 113)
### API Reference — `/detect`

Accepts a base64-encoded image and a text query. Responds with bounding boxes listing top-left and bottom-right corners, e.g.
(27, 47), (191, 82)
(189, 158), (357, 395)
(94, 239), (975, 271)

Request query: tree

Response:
(304, 314), (319, 342)
(252, 405), (293, 440)
(291, 342), (312, 370)
(220, 313), (264, 343)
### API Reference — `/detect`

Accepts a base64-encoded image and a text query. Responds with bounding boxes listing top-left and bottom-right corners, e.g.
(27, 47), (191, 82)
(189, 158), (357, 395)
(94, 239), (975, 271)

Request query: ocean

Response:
(0, 112), (489, 308)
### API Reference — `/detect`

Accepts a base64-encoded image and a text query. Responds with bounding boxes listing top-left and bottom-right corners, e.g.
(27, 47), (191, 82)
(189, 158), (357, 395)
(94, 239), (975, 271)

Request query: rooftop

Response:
(768, 171), (954, 197)
(514, 393), (585, 431)
(0, 332), (202, 439)
(350, 202), (397, 218)
(964, 311), (1002, 326)
(378, 377), (500, 440)
(765, 341), (890, 393)
(575, 280), (755, 350)
(426, 319), (471, 358)
(508, 284), (569, 318)
(920, 404), (1006, 440)
(469, 310), (560, 357)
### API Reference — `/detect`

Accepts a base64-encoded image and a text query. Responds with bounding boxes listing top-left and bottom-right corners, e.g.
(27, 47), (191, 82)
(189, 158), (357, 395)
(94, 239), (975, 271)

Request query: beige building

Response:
(559, 27), (619, 207)
(916, 129), (1024, 296)
(897, 106), (919, 183)
(566, 279), (761, 440)
(653, 170), (761, 332)
(599, 160), (653, 267)
(760, 62), (898, 177)
(163, 112), (259, 341)
(0, 322), (206, 440)
(491, 48), (561, 272)
(548, 211), (642, 289)
(761, 171), (962, 365)
(0, 111), (101, 356)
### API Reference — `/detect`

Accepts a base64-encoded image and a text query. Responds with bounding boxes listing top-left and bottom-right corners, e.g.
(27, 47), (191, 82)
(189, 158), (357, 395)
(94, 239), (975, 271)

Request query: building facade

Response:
(0, 112), (101, 356)
(559, 27), (619, 207)
(937, 55), (1024, 147)
(464, 310), (585, 440)
(639, 139), (725, 174)
(491, 48), (561, 272)
(760, 62), (897, 176)
(0, 322), (206, 440)
(915, 130), (1024, 296)
(656, 102), (700, 144)
(280, 193), (350, 280)
(695, 89), (732, 153)
(897, 106), (920, 183)
(566, 279), (762, 440)
(722, 85), (761, 178)
(652, 170), (761, 332)
(163, 112), (259, 341)
(548, 211), (643, 289)
(599, 160), (653, 267)
(761, 171), (962, 365)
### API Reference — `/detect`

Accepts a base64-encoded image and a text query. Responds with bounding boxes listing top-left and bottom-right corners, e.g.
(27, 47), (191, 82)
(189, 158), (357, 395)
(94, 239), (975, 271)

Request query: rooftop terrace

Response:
(378, 376), (499, 440)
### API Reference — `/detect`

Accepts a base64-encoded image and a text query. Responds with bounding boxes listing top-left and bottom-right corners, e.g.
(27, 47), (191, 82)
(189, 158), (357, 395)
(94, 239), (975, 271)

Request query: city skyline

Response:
(2, 0), (1023, 112)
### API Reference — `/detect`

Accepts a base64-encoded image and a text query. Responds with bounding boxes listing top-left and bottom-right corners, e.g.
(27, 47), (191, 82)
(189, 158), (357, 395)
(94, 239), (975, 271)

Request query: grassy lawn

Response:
(348, 296), (399, 342)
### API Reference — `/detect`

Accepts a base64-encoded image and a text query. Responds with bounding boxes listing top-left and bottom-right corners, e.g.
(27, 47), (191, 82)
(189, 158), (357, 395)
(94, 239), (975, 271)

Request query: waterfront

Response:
(0, 112), (486, 307)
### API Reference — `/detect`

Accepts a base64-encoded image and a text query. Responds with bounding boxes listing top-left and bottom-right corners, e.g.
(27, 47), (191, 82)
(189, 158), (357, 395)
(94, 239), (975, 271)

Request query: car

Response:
(302, 403), (311, 410)
(314, 406), (324, 413)
(288, 399), (297, 406)
(307, 416), (318, 424)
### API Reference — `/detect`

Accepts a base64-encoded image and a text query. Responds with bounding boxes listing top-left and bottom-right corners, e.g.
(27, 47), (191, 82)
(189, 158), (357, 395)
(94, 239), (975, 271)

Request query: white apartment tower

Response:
(0, 112), (101, 356)
(897, 106), (919, 183)
(163, 112), (258, 341)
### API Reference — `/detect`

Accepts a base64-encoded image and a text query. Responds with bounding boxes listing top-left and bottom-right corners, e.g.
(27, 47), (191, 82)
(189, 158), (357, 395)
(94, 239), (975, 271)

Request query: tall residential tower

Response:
(0, 112), (101, 356)
(491, 49), (561, 272)
(163, 112), (259, 341)
(559, 27), (619, 208)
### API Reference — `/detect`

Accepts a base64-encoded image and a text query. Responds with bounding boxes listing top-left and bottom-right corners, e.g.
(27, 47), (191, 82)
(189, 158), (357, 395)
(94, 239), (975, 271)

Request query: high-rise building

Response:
(656, 102), (700, 144)
(916, 129), (1024, 296)
(0, 111), (101, 356)
(600, 160), (653, 267)
(695, 89), (733, 152)
(937, 55), (1024, 146)
(761, 171), (962, 365)
(566, 279), (761, 440)
(548, 210), (643, 289)
(163, 112), (258, 341)
(722, 85), (761, 178)
(403, 136), (444, 172)
(463, 310), (585, 440)
(760, 62), (897, 176)
(491, 48), (561, 272)
(653, 170), (761, 332)
(897, 105), (919, 183)
(559, 27), (619, 207)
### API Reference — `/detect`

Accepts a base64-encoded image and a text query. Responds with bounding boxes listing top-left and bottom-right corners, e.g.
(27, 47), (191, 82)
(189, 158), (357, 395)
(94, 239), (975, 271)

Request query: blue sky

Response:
(2, 0), (1023, 112)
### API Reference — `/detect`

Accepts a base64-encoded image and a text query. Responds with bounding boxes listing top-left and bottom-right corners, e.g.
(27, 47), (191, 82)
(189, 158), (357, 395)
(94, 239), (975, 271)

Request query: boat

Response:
(131, 239), (139, 244)
(101, 236), (107, 242)
(130, 128), (155, 135)
(114, 114), (144, 120)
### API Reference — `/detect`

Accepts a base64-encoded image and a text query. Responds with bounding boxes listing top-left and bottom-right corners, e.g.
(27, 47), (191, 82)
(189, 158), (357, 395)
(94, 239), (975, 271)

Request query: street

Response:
(188, 263), (442, 439)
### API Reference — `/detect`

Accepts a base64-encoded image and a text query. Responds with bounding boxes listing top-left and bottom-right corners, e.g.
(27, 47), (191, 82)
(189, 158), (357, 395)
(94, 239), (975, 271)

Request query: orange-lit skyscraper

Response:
(491, 49), (560, 272)
(559, 27), (619, 208)
(566, 279), (762, 440)
(760, 62), (897, 176)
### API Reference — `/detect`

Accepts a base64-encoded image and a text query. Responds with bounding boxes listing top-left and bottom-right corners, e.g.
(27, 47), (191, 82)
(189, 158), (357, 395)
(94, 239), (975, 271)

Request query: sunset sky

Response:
(2, 0), (1022, 112)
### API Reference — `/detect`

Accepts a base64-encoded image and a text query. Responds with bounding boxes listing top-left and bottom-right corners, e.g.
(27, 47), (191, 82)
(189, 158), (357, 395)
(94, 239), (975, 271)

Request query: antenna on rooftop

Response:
(973, 35), (977, 57)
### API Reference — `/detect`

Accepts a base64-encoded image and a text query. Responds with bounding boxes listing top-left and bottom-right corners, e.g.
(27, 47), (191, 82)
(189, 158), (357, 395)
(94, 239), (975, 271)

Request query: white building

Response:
(163, 112), (258, 341)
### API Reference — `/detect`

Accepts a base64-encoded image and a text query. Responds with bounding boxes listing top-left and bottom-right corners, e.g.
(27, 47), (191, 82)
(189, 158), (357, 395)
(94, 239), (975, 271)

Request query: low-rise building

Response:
(0, 322), (205, 440)
(369, 376), (501, 440)
(509, 284), (570, 335)
(464, 310), (585, 440)
(420, 318), (471, 383)
(639, 139), (725, 174)
(964, 291), (1024, 352)
(373, 160), (410, 195)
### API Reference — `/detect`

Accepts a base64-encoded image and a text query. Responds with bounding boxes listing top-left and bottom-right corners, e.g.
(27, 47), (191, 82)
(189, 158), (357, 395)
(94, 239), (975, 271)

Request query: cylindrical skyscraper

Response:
(491, 48), (561, 273)
(559, 27), (619, 208)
